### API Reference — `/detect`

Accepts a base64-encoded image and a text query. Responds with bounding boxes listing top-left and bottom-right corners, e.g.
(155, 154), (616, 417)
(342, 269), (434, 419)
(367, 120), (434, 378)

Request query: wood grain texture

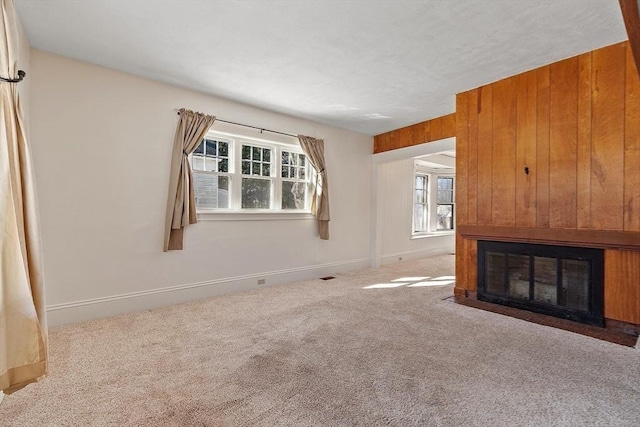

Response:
(455, 234), (468, 292)
(536, 66), (551, 228)
(619, 0), (640, 79)
(430, 117), (443, 141)
(372, 113), (457, 153)
(604, 249), (640, 324)
(625, 43), (640, 231)
(467, 89), (479, 225)
(466, 239), (477, 292)
(515, 70), (537, 227)
(477, 85), (493, 225)
(456, 92), (469, 227)
(591, 43), (625, 230)
(491, 76), (517, 226)
(441, 113), (456, 138)
(549, 57), (578, 229)
(458, 224), (640, 251)
(577, 53), (592, 229)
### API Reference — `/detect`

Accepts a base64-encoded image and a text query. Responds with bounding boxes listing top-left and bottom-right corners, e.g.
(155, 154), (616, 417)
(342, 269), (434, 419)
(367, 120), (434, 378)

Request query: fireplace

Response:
(477, 241), (604, 326)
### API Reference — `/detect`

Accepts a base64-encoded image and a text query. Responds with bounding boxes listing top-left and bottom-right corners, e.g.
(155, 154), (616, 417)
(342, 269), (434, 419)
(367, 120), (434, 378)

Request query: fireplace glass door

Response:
(477, 241), (604, 326)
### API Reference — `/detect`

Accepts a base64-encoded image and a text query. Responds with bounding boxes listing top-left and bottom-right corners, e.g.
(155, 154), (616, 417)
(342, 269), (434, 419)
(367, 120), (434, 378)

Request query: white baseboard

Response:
(46, 257), (371, 327)
(379, 247), (453, 266)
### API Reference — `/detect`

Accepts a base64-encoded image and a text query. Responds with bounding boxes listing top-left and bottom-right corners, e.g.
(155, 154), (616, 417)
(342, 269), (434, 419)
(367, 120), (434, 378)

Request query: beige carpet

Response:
(2, 254), (639, 426)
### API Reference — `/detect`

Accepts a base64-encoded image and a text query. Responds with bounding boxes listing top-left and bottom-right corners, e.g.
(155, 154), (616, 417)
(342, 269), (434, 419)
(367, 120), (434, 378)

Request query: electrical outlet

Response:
(257, 279), (266, 285)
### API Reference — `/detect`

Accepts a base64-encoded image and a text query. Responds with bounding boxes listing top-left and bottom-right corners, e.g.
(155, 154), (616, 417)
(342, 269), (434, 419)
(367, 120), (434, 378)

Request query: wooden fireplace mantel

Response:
(457, 225), (640, 251)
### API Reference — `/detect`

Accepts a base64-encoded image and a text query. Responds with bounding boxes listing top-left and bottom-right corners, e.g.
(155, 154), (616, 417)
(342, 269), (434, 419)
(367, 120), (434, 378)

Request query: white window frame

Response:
(191, 131), (314, 221)
(411, 163), (455, 237)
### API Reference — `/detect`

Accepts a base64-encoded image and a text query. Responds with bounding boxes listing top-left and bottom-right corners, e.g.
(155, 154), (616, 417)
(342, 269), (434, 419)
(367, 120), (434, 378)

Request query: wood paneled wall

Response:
(456, 42), (640, 324)
(373, 113), (456, 153)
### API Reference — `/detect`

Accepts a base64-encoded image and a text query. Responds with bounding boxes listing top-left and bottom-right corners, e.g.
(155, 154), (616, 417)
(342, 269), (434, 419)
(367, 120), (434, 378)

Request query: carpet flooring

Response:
(2, 254), (639, 426)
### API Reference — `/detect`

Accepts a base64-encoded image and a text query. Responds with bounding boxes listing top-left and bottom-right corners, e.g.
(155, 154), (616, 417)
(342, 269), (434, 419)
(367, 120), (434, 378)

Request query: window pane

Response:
(415, 175), (425, 190)
(281, 166), (288, 178)
(413, 204), (426, 232)
(194, 173), (230, 209)
(415, 189), (424, 204)
(218, 158), (228, 173)
(299, 167), (305, 180)
(242, 145), (251, 160)
(300, 154), (306, 166)
(206, 140), (217, 156)
(252, 147), (261, 160)
(262, 163), (270, 176)
(263, 148), (271, 162)
(194, 141), (204, 154)
(282, 151), (289, 165)
(219, 141), (228, 157)
(252, 162), (261, 175)
(242, 178), (271, 209)
(242, 161), (250, 175)
(437, 190), (453, 204)
(290, 167), (296, 179)
(192, 155), (205, 171)
(282, 181), (305, 209)
(438, 177), (453, 190)
(204, 157), (217, 172)
(436, 204), (453, 230)
(290, 153), (298, 166)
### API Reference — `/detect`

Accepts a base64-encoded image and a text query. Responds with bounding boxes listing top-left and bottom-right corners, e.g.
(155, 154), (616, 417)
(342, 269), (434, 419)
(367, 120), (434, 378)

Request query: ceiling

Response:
(15, 1), (627, 136)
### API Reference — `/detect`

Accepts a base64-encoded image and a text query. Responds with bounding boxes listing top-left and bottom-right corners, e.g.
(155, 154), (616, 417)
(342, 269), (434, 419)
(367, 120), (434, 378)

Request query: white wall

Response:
(370, 139), (455, 267)
(29, 50), (372, 326)
(376, 158), (454, 265)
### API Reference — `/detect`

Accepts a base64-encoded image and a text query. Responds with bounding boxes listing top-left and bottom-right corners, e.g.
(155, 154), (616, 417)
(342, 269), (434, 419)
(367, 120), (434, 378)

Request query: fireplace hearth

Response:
(478, 241), (604, 326)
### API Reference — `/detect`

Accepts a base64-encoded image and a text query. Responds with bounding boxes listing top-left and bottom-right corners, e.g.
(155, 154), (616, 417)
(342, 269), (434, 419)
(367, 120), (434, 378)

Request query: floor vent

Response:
(319, 276), (336, 281)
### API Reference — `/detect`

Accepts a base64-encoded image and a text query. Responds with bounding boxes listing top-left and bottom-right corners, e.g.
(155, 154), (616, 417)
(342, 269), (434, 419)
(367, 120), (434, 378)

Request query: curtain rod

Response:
(0, 70), (26, 83)
(177, 110), (298, 138)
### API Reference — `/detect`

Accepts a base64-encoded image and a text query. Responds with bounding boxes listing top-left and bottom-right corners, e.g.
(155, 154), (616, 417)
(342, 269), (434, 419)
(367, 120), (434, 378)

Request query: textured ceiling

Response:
(15, 0), (627, 136)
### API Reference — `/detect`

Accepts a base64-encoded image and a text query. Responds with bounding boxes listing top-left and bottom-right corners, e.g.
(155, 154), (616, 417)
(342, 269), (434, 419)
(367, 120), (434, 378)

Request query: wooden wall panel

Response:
(441, 113), (456, 138)
(604, 249), (640, 324)
(624, 43), (640, 231)
(536, 66), (551, 228)
(577, 53), (592, 229)
(467, 89), (479, 225)
(373, 113), (456, 153)
(454, 236), (478, 293)
(591, 43), (626, 230)
(455, 234), (468, 294)
(456, 92), (469, 227)
(477, 85), (493, 225)
(491, 77), (517, 226)
(549, 57), (578, 229)
(515, 70), (537, 227)
(372, 41), (640, 324)
(453, 42), (640, 324)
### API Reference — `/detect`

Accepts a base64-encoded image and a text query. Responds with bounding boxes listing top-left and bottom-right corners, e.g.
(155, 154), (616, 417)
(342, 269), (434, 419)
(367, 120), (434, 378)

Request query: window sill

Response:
(411, 230), (455, 240)
(197, 210), (315, 221)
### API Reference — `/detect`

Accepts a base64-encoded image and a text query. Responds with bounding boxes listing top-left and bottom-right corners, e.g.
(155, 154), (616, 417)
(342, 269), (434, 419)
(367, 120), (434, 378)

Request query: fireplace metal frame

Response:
(477, 240), (604, 326)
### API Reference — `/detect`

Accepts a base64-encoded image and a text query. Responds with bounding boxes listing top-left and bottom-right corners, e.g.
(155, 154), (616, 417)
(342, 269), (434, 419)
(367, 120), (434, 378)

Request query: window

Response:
(412, 167), (454, 235)
(191, 132), (311, 213)
(192, 138), (230, 209)
(413, 174), (429, 233)
(436, 177), (454, 230)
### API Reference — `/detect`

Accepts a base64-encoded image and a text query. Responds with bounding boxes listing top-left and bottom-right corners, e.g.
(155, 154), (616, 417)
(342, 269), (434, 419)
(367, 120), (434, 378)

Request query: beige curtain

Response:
(0, 0), (48, 394)
(297, 135), (330, 239)
(164, 109), (215, 251)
